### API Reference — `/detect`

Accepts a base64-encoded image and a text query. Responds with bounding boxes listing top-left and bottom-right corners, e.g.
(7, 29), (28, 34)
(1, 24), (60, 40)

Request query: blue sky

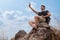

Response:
(0, 0), (60, 40)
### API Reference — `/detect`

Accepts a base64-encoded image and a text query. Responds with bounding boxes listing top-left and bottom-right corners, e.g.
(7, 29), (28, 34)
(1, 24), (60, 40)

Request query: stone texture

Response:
(14, 23), (60, 40)
(15, 30), (27, 40)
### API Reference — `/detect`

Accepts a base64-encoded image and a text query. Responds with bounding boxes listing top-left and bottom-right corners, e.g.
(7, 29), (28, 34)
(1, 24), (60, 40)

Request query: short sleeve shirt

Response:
(38, 10), (50, 22)
(38, 10), (49, 16)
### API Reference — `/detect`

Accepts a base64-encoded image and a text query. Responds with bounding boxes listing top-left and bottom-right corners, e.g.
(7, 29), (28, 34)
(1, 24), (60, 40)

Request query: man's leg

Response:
(34, 16), (46, 23)
(29, 16), (44, 28)
(34, 16), (40, 24)
(29, 21), (37, 28)
(29, 16), (40, 28)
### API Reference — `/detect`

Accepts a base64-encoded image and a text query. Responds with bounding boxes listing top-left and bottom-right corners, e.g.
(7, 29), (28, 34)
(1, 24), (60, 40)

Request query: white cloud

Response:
(2, 10), (15, 19)
(3, 10), (15, 15)
(16, 10), (23, 14)
(0, 9), (34, 27)
(0, 9), (34, 40)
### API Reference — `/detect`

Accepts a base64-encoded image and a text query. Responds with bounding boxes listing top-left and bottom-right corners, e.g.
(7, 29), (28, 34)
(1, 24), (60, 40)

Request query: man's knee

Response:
(34, 16), (39, 18)
(29, 21), (35, 24)
(34, 16), (40, 20)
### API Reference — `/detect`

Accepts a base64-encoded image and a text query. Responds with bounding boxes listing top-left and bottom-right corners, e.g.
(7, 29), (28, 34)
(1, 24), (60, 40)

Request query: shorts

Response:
(39, 16), (46, 22)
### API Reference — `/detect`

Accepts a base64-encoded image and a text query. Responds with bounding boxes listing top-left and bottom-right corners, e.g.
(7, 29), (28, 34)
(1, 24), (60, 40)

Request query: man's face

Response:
(41, 6), (45, 10)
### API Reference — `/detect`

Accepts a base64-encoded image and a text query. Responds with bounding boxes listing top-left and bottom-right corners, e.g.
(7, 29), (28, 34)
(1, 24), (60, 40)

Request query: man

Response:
(29, 3), (51, 28)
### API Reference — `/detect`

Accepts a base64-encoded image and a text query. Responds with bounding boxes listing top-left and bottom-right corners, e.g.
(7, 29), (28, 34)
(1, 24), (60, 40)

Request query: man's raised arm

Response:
(28, 3), (38, 14)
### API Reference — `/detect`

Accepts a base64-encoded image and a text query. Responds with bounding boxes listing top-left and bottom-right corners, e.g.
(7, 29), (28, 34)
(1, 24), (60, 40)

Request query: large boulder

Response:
(18, 23), (58, 40)
(14, 23), (60, 40)
(15, 30), (27, 40)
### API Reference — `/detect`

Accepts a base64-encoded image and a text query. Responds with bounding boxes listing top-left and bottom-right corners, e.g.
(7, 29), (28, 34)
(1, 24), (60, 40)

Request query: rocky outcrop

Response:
(14, 23), (60, 40)
(15, 30), (27, 40)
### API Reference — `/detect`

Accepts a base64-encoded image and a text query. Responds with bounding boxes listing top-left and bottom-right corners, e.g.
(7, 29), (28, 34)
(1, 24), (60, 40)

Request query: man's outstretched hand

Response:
(28, 3), (38, 14)
(29, 3), (31, 7)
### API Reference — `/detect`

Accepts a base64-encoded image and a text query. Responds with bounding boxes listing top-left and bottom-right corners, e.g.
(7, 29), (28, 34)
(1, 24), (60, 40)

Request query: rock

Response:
(15, 30), (27, 40)
(18, 23), (55, 40)
(14, 23), (60, 40)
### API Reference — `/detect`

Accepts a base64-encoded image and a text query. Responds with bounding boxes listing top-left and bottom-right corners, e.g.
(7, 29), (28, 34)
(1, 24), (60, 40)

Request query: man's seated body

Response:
(28, 3), (51, 28)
